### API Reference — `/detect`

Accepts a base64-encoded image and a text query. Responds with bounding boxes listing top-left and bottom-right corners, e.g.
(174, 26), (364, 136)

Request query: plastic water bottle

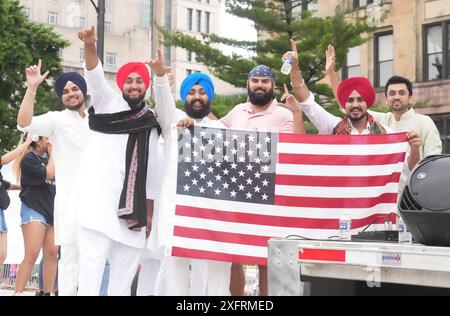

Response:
(339, 212), (352, 241)
(397, 216), (412, 244)
(280, 56), (293, 75)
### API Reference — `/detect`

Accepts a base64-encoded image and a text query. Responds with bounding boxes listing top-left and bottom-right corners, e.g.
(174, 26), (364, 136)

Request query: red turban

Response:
(116, 62), (150, 91)
(337, 77), (376, 108)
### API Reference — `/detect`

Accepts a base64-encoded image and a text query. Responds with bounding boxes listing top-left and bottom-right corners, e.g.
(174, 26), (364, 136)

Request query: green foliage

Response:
(0, 0), (68, 153)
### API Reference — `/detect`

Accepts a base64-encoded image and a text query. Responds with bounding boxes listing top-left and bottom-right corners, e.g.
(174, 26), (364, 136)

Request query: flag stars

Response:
(255, 158), (262, 164)
(191, 179), (199, 186)
(214, 188), (221, 196)
(230, 191), (237, 198)
(248, 135), (255, 142)
(262, 165), (270, 172)
(265, 136), (271, 143)
(246, 178), (253, 185)
(199, 187), (206, 194)
(199, 144), (206, 152)
(224, 140), (230, 147)
(256, 143), (263, 150)
(207, 181), (214, 188)
(254, 172), (261, 179)
(238, 156), (246, 163)
(238, 184), (245, 191)
(231, 163), (238, 169)
(263, 151), (270, 158)
(230, 176), (237, 183)
(208, 166), (214, 173)
(215, 174), (222, 181)
(200, 130), (207, 138)
(184, 170), (191, 177)
(247, 149), (254, 157)
(262, 194), (268, 200)
(183, 184), (191, 192)
(246, 164), (254, 171)
(199, 173), (206, 180)
(223, 169), (230, 175)
(254, 186), (261, 193)
(184, 157), (192, 163)
(262, 179), (269, 187)
(239, 141), (246, 148)
(184, 129), (191, 135)
(232, 134), (239, 140)
(223, 183), (230, 189)
(192, 165), (199, 172)
(238, 170), (245, 177)
(192, 136), (199, 144)
(246, 192), (253, 199)
(215, 161), (222, 168)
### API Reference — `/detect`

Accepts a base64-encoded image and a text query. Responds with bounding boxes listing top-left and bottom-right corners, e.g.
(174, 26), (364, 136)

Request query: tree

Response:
(0, 0), (68, 153)
(160, 0), (374, 120)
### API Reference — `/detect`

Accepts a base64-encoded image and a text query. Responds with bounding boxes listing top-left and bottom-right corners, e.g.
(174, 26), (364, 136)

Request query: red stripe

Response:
(278, 132), (407, 145)
(174, 226), (272, 247)
(277, 153), (406, 166)
(172, 247), (266, 266)
(299, 249), (346, 262)
(176, 205), (393, 229)
(276, 173), (402, 187)
(275, 193), (398, 208)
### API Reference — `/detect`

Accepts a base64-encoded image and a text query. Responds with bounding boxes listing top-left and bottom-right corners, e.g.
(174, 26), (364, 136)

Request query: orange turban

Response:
(337, 77), (376, 108)
(116, 62), (150, 91)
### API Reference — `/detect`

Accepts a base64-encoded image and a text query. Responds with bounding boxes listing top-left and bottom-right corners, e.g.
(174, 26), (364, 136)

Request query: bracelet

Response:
(291, 78), (305, 89)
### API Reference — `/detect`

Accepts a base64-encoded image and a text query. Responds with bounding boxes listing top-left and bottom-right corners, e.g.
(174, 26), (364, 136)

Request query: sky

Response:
(220, 2), (257, 58)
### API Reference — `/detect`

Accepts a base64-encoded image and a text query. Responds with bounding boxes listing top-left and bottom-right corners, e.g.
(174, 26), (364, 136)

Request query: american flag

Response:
(168, 127), (408, 265)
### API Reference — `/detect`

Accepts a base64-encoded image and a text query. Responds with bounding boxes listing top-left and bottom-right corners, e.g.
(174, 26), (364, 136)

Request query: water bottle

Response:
(280, 56), (293, 75)
(397, 216), (412, 244)
(339, 211), (352, 241)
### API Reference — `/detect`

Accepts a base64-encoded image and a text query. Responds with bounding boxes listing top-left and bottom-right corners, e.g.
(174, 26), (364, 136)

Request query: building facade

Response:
(19, 0), (242, 97)
(316, 0), (450, 153)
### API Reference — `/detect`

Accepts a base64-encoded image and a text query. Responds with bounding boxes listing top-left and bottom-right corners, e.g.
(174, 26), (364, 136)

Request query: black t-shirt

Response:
(0, 164), (11, 210)
(19, 152), (56, 225)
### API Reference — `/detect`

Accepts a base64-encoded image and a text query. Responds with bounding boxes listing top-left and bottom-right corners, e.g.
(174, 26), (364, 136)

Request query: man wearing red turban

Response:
(283, 43), (421, 173)
(76, 26), (162, 296)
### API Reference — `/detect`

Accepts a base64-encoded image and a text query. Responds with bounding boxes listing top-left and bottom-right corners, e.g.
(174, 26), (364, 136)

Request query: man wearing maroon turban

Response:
(283, 43), (421, 173)
(75, 26), (162, 296)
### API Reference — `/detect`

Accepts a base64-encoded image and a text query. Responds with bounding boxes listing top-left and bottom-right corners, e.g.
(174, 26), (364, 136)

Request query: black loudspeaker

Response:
(398, 155), (450, 246)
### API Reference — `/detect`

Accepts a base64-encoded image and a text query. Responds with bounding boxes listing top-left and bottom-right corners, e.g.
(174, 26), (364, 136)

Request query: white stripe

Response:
(276, 162), (404, 176)
(278, 142), (409, 155)
(176, 195), (397, 219)
(172, 236), (268, 258)
(275, 182), (399, 198)
(175, 215), (364, 240)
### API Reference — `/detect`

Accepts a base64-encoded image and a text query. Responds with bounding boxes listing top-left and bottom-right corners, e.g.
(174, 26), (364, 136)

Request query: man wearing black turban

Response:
(17, 59), (91, 296)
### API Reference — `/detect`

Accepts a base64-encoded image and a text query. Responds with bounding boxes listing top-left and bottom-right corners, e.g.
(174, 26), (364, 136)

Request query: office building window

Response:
(140, 0), (153, 28)
(105, 0), (113, 11)
(23, 7), (31, 18)
(196, 10), (202, 32)
(105, 52), (117, 68)
(80, 48), (85, 63)
(104, 22), (112, 34)
(187, 51), (192, 62)
(343, 46), (361, 79)
(75, 0), (85, 7)
(74, 16), (85, 28)
(48, 12), (58, 25)
(375, 32), (394, 87)
(205, 12), (210, 34)
(187, 8), (193, 31)
(424, 22), (450, 81)
(353, 0), (381, 8)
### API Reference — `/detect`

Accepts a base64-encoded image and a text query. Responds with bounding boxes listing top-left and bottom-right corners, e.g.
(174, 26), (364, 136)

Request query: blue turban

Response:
(55, 72), (87, 100)
(248, 65), (275, 82)
(180, 73), (215, 104)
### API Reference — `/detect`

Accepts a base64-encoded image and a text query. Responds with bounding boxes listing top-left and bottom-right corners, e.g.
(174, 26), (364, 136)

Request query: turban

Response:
(248, 65), (275, 82)
(55, 72), (87, 100)
(337, 77), (376, 108)
(116, 62), (150, 91)
(180, 73), (215, 104)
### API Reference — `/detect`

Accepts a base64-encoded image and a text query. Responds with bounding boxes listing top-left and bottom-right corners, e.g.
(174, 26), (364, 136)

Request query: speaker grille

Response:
(400, 186), (422, 211)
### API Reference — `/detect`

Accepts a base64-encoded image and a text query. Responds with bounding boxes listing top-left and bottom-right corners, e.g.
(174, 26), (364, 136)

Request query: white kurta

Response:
(19, 109), (90, 245)
(151, 74), (225, 250)
(75, 62), (160, 248)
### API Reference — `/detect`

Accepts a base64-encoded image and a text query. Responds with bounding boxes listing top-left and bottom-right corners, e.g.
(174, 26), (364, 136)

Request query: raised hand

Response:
(325, 44), (336, 75)
(279, 84), (300, 114)
(25, 59), (50, 91)
(177, 118), (195, 128)
(146, 49), (171, 77)
(78, 25), (98, 44)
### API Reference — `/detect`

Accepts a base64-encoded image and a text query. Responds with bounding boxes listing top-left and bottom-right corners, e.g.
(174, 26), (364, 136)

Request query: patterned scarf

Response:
(333, 114), (386, 135)
(89, 103), (161, 231)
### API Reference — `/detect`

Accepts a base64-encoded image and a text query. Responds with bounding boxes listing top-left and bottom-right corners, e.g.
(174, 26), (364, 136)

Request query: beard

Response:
(248, 88), (275, 107)
(347, 108), (367, 122)
(123, 92), (146, 109)
(65, 100), (84, 112)
(184, 99), (211, 119)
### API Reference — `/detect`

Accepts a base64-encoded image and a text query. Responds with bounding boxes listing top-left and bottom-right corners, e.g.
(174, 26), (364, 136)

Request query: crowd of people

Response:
(0, 28), (442, 296)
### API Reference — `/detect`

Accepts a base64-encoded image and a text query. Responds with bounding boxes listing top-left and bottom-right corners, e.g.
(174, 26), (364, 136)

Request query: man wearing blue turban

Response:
(147, 49), (231, 296)
(179, 72), (215, 120)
